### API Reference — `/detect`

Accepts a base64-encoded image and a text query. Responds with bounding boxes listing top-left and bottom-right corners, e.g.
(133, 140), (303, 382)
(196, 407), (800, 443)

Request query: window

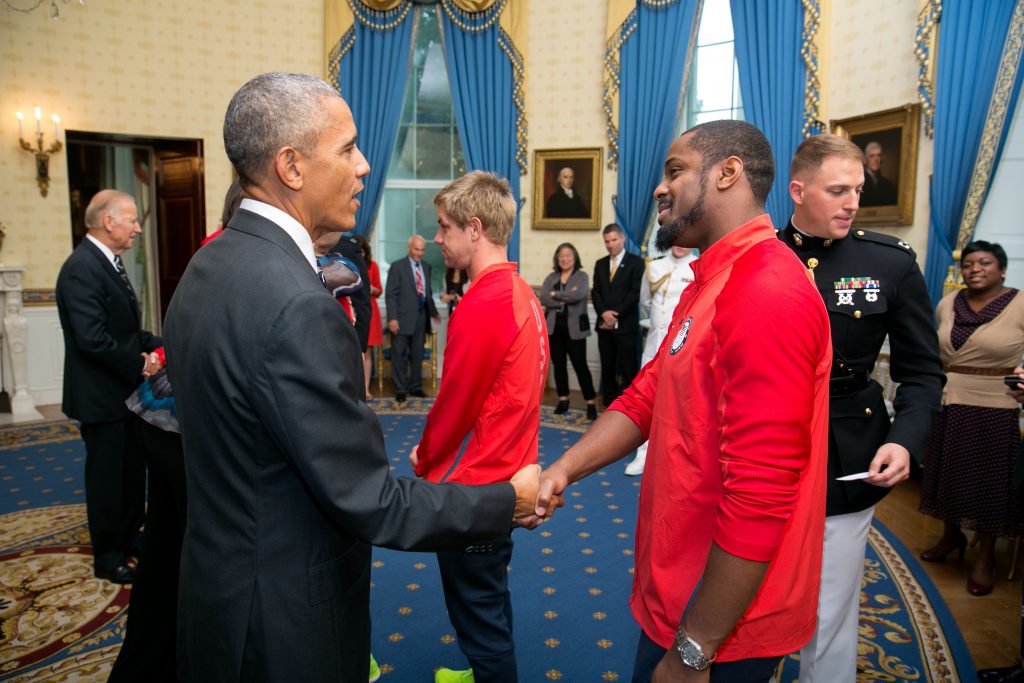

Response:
(375, 5), (464, 292)
(685, 0), (742, 128)
(648, 0), (741, 256)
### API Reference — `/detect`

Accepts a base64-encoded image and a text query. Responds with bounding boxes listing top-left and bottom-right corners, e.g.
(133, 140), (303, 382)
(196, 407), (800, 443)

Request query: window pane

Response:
(693, 43), (735, 112)
(388, 125), (415, 179)
(378, 188), (447, 293)
(697, 0), (734, 46)
(415, 126), (455, 178)
(415, 42), (452, 125)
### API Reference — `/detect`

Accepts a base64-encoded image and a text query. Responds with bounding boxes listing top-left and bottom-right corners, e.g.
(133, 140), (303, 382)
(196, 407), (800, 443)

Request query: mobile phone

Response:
(1004, 375), (1023, 389)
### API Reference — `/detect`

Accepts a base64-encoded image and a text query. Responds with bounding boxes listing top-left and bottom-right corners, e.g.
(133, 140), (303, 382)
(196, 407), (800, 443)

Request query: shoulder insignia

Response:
(852, 229), (916, 256)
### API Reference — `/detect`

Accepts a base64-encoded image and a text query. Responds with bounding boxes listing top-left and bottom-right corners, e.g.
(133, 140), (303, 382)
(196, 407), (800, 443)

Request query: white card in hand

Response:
(836, 471), (873, 481)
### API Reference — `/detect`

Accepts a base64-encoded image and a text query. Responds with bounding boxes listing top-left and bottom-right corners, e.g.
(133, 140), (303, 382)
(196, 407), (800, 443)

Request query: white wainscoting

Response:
(24, 306), (65, 408)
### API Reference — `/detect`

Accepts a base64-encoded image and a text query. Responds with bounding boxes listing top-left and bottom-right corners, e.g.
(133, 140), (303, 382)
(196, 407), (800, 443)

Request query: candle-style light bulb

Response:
(16, 111), (24, 139)
(52, 113), (61, 139)
(33, 107), (41, 135)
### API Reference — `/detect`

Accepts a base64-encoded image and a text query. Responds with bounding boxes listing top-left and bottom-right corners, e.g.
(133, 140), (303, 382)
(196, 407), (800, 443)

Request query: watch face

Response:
(678, 638), (708, 670)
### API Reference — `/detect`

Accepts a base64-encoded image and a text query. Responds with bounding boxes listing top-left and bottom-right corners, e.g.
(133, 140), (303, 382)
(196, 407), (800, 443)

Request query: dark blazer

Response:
(164, 209), (514, 682)
(592, 251), (644, 335)
(56, 238), (161, 423)
(385, 256), (439, 331)
(545, 188), (589, 218)
(780, 223), (944, 516)
(540, 269), (592, 341)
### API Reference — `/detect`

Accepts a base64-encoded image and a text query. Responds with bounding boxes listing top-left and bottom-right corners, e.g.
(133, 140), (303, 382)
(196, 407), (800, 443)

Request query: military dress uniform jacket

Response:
(780, 223), (944, 516)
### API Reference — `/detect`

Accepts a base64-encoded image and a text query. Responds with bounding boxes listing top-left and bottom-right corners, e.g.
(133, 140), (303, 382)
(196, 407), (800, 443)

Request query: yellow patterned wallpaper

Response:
(0, 0), (324, 289)
(821, 0), (932, 258)
(519, 0), (615, 286)
(1, 0), (935, 291)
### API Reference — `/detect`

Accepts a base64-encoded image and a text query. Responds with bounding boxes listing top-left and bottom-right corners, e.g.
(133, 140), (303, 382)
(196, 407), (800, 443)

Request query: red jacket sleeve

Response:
(710, 251), (830, 561)
(415, 287), (518, 479)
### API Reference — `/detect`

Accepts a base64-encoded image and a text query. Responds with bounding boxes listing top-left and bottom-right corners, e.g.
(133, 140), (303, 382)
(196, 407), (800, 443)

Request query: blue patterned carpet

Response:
(0, 403), (975, 682)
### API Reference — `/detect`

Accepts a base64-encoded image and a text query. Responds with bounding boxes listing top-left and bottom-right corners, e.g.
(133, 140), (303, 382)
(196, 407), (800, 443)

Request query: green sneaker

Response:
(368, 654), (381, 682)
(434, 668), (474, 683)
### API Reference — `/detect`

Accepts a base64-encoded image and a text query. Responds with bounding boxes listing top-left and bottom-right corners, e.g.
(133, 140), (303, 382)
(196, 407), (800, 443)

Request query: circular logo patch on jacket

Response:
(669, 317), (692, 355)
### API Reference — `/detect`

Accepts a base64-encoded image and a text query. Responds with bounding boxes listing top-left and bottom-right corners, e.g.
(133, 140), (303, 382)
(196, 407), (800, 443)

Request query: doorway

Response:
(65, 132), (205, 332)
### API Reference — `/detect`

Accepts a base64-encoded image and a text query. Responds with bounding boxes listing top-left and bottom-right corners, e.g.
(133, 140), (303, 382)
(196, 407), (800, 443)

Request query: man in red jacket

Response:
(535, 121), (832, 682)
(411, 171), (550, 683)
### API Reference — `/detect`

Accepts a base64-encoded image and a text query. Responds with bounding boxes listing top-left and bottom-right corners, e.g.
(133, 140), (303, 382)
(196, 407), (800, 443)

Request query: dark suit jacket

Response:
(592, 251), (644, 335)
(545, 188), (589, 218)
(860, 168), (898, 206)
(56, 238), (161, 424)
(164, 209), (514, 682)
(385, 256), (439, 332)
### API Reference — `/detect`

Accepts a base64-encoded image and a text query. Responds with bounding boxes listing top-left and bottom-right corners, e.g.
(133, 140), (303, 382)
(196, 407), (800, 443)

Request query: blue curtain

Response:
(334, 11), (415, 236)
(614, 0), (701, 253)
(730, 0), (807, 229)
(923, 0), (1024, 303)
(439, 6), (524, 263)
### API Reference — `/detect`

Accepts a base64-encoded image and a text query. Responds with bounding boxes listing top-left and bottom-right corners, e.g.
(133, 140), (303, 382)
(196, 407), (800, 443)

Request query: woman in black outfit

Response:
(539, 243), (597, 420)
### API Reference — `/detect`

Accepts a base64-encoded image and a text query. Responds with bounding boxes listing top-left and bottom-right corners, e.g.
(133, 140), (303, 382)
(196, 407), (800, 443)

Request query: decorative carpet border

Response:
(0, 422), (80, 451)
(870, 521), (976, 682)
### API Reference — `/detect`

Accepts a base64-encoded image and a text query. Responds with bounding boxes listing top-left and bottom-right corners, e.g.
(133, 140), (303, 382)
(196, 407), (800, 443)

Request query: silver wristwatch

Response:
(674, 628), (714, 671)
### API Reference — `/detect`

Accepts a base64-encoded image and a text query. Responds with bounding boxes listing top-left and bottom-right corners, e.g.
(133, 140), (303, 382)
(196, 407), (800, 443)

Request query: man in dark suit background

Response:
(164, 72), (542, 682)
(386, 234), (440, 402)
(56, 189), (163, 584)
(592, 223), (644, 406)
(545, 166), (589, 219)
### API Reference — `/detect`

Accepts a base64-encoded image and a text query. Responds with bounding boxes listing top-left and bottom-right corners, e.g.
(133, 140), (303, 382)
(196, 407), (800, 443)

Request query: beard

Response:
(655, 177), (707, 252)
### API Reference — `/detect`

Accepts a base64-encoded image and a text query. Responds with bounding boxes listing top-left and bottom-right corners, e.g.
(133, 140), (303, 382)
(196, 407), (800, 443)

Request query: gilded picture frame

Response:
(831, 104), (920, 226)
(532, 147), (602, 230)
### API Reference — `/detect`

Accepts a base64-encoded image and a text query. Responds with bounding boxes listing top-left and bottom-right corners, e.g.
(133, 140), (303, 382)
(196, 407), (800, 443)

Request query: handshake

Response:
(407, 445), (570, 529)
(509, 463), (566, 529)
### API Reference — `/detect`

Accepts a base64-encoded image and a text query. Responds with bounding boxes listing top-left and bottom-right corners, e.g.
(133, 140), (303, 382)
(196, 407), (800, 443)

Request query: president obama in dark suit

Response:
(56, 190), (163, 584)
(164, 72), (542, 682)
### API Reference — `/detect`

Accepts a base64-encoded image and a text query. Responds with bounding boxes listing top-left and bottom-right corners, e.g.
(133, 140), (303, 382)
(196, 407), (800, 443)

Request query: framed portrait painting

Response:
(831, 103), (920, 226)
(532, 148), (602, 230)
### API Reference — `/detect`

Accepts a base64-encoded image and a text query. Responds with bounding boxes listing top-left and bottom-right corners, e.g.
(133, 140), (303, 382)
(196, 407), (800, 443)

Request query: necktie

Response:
(414, 264), (425, 300)
(609, 257), (619, 281)
(113, 255), (138, 306)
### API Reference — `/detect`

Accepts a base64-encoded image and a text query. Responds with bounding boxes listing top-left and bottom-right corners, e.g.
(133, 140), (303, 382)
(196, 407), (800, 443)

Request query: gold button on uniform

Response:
(807, 258), (819, 269)
(856, 230), (865, 236)
(853, 310), (862, 319)
(865, 408), (873, 416)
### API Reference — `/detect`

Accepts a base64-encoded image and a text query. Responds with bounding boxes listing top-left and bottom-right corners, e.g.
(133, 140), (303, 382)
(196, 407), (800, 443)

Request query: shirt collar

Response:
(690, 213), (776, 285)
(467, 262), (516, 291)
(85, 233), (117, 267)
(239, 198), (317, 272)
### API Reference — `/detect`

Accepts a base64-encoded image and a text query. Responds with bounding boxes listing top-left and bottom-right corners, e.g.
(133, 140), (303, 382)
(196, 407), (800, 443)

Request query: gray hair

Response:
(84, 189), (135, 229)
(223, 72), (339, 186)
(864, 141), (882, 155)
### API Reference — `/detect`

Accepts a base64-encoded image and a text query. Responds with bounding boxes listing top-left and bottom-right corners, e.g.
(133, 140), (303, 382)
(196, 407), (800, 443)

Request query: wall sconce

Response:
(16, 107), (62, 198)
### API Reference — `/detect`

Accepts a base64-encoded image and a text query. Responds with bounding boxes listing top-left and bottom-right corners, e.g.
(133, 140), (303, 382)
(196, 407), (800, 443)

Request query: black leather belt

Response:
(829, 370), (870, 397)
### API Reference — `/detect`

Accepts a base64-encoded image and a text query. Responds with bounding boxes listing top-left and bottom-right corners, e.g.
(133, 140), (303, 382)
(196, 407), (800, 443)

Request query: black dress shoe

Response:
(395, 392), (407, 403)
(410, 390), (427, 398)
(553, 399), (569, 415)
(978, 663), (1024, 683)
(586, 404), (598, 420)
(96, 563), (136, 584)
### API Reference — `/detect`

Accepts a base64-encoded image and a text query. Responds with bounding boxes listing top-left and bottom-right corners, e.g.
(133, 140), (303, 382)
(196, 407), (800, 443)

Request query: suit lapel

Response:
(229, 209), (319, 282)
(82, 239), (140, 320)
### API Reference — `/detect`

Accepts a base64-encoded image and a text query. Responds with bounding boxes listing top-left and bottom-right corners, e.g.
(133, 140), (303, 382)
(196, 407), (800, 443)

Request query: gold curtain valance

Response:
(449, 0), (500, 11)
